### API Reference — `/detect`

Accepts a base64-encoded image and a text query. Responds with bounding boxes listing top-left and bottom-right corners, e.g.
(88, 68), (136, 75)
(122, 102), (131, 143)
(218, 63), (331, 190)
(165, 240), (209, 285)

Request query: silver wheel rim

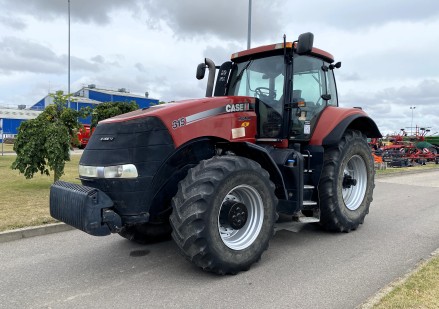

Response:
(218, 185), (264, 250)
(342, 155), (367, 211)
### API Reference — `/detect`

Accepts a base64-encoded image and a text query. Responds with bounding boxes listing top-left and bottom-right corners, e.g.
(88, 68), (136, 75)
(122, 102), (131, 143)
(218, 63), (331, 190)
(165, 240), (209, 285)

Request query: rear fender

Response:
(322, 115), (382, 146)
(310, 107), (382, 146)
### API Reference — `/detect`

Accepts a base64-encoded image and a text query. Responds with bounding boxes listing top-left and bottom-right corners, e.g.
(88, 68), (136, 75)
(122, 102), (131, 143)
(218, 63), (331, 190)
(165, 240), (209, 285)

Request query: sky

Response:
(0, 0), (438, 136)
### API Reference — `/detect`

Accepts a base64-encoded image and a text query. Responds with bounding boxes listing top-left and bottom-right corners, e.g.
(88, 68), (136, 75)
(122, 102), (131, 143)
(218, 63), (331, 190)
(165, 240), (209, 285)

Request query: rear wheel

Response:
(170, 156), (277, 275)
(318, 130), (375, 232)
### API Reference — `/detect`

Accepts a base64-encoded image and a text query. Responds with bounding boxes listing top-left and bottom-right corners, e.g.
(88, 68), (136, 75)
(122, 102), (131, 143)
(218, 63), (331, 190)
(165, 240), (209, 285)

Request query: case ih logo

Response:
(226, 103), (250, 113)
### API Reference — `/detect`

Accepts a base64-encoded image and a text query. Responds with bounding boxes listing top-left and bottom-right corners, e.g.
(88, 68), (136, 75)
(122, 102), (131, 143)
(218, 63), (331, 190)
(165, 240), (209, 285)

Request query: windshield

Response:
(228, 55), (285, 114)
(227, 55), (285, 138)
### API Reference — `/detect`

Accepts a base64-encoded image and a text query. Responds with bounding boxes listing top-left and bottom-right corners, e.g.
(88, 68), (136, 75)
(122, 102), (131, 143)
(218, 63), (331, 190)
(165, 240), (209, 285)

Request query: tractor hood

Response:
(100, 96), (257, 147)
(101, 96), (255, 125)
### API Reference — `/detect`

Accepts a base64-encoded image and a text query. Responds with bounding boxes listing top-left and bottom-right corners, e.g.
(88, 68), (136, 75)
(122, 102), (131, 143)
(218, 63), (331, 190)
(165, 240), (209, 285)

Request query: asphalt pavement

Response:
(0, 169), (438, 308)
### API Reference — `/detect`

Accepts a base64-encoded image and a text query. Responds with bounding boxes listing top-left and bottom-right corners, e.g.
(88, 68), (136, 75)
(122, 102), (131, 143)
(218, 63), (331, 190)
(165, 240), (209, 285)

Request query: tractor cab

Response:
(199, 33), (340, 142)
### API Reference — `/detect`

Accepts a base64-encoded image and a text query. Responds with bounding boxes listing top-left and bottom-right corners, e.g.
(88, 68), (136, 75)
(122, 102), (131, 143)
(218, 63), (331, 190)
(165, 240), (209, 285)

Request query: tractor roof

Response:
(231, 42), (334, 63)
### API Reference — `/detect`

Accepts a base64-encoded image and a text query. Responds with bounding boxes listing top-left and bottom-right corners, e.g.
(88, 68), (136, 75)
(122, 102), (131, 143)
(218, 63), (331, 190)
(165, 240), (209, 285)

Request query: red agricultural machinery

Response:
(50, 33), (382, 274)
(76, 124), (93, 149)
(372, 129), (439, 167)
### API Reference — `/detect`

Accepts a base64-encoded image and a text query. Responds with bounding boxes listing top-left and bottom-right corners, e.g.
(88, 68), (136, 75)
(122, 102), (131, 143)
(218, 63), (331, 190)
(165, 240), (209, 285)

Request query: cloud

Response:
(0, 37), (63, 74)
(0, 0), (438, 138)
(141, 0), (284, 41)
(0, 15), (27, 30)
(284, 1), (439, 30)
(337, 72), (361, 82)
(0, 0), (140, 25)
(341, 79), (439, 134)
(135, 63), (147, 73)
(202, 42), (243, 65)
(377, 79), (439, 106)
(0, 37), (113, 75)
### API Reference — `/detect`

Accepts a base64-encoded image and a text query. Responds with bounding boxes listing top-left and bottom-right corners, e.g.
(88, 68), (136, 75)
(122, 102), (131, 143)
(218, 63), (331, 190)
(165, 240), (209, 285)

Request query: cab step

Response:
(292, 210), (320, 223)
(303, 200), (317, 207)
(294, 216), (320, 223)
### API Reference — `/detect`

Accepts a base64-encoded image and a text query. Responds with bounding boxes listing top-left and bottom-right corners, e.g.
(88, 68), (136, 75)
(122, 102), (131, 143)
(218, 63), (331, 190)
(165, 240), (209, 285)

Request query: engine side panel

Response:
(101, 96), (258, 148)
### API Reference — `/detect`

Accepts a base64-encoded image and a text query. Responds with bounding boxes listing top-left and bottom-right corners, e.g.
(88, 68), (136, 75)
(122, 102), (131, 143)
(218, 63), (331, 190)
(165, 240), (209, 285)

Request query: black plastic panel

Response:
(79, 116), (175, 218)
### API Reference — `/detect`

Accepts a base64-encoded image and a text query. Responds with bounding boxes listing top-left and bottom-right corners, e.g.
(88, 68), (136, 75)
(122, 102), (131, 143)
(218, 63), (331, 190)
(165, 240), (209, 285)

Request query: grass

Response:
(376, 162), (439, 176)
(0, 143), (15, 154)
(0, 154), (81, 232)
(372, 253), (439, 308)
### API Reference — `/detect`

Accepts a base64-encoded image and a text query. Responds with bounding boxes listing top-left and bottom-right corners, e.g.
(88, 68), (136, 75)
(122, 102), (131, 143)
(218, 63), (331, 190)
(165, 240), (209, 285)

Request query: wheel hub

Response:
(343, 174), (357, 189)
(221, 200), (248, 230)
(218, 185), (264, 250)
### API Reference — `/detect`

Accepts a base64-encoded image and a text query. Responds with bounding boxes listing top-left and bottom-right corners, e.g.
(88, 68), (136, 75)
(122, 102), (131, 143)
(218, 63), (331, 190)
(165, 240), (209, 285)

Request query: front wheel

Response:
(318, 130), (375, 232)
(170, 156), (277, 275)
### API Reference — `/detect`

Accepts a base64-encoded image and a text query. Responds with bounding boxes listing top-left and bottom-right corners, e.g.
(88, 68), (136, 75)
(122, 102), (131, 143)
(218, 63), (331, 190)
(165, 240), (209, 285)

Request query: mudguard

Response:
(310, 107), (381, 146)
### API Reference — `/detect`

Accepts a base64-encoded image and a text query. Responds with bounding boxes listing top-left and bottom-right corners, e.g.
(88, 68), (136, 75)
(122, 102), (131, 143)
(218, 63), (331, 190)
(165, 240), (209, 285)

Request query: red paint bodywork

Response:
(102, 98), (371, 149)
(102, 97), (258, 148)
(309, 107), (370, 145)
(232, 42), (334, 63)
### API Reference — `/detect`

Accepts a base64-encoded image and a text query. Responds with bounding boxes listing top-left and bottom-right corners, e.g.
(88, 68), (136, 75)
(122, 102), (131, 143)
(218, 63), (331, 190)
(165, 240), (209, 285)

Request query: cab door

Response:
(290, 55), (336, 140)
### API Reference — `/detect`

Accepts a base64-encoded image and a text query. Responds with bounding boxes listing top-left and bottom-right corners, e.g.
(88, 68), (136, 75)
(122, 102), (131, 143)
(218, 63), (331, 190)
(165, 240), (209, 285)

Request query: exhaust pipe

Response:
(204, 58), (216, 97)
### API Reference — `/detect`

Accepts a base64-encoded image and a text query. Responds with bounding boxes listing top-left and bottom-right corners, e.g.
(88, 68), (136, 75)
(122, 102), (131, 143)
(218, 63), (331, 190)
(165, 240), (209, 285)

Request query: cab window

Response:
(326, 69), (338, 106)
(290, 56), (326, 138)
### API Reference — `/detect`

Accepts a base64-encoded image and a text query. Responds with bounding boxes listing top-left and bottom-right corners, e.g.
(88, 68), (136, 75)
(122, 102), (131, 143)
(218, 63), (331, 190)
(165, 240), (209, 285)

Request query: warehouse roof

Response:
(70, 96), (101, 104)
(80, 85), (157, 100)
(0, 108), (42, 120)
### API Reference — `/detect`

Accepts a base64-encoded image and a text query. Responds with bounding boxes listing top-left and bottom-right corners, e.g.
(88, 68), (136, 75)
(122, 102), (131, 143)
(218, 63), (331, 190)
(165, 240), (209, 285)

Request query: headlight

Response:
(104, 164), (138, 178)
(79, 164), (138, 178)
(78, 165), (98, 177)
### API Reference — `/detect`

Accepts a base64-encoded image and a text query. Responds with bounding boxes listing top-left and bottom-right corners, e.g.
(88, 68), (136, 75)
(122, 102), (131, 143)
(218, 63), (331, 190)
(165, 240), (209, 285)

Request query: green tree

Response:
(90, 101), (139, 129)
(12, 91), (88, 182)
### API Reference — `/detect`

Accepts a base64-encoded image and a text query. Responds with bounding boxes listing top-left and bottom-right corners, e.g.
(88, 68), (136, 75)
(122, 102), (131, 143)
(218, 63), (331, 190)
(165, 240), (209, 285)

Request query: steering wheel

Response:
(255, 87), (276, 100)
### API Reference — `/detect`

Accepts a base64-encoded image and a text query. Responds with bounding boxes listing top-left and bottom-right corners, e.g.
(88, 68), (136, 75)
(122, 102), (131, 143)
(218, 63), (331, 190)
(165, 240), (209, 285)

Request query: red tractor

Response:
(50, 33), (381, 274)
(77, 124), (93, 149)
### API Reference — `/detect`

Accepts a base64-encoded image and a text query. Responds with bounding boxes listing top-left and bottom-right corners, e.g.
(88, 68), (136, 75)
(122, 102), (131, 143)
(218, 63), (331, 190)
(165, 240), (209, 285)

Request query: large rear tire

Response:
(318, 130), (375, 232)
(170, 156), (277, 275)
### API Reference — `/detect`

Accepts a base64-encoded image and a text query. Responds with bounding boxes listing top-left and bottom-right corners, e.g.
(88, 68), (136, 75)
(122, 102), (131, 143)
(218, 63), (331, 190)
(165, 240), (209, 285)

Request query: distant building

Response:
(31, 85), (159, 124)
(75, 84), (157, 109)
(0, 107), (42, 142)
(0, 85), (159, 142)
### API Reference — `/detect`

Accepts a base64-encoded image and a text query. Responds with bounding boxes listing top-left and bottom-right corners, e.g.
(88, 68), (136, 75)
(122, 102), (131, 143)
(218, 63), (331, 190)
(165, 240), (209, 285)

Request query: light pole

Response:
(68, 0), (71, 109)
(247, 0), (252, 49)
(410, 106), (416, 136)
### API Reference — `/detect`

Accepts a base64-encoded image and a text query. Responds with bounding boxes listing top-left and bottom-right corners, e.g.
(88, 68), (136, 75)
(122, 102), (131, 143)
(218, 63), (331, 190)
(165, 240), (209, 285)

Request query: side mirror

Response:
(296, 32), (314, 55)
(329, 62), (342, 70)
(321, 94), (331, 101)
(196, 63), (206, 80)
